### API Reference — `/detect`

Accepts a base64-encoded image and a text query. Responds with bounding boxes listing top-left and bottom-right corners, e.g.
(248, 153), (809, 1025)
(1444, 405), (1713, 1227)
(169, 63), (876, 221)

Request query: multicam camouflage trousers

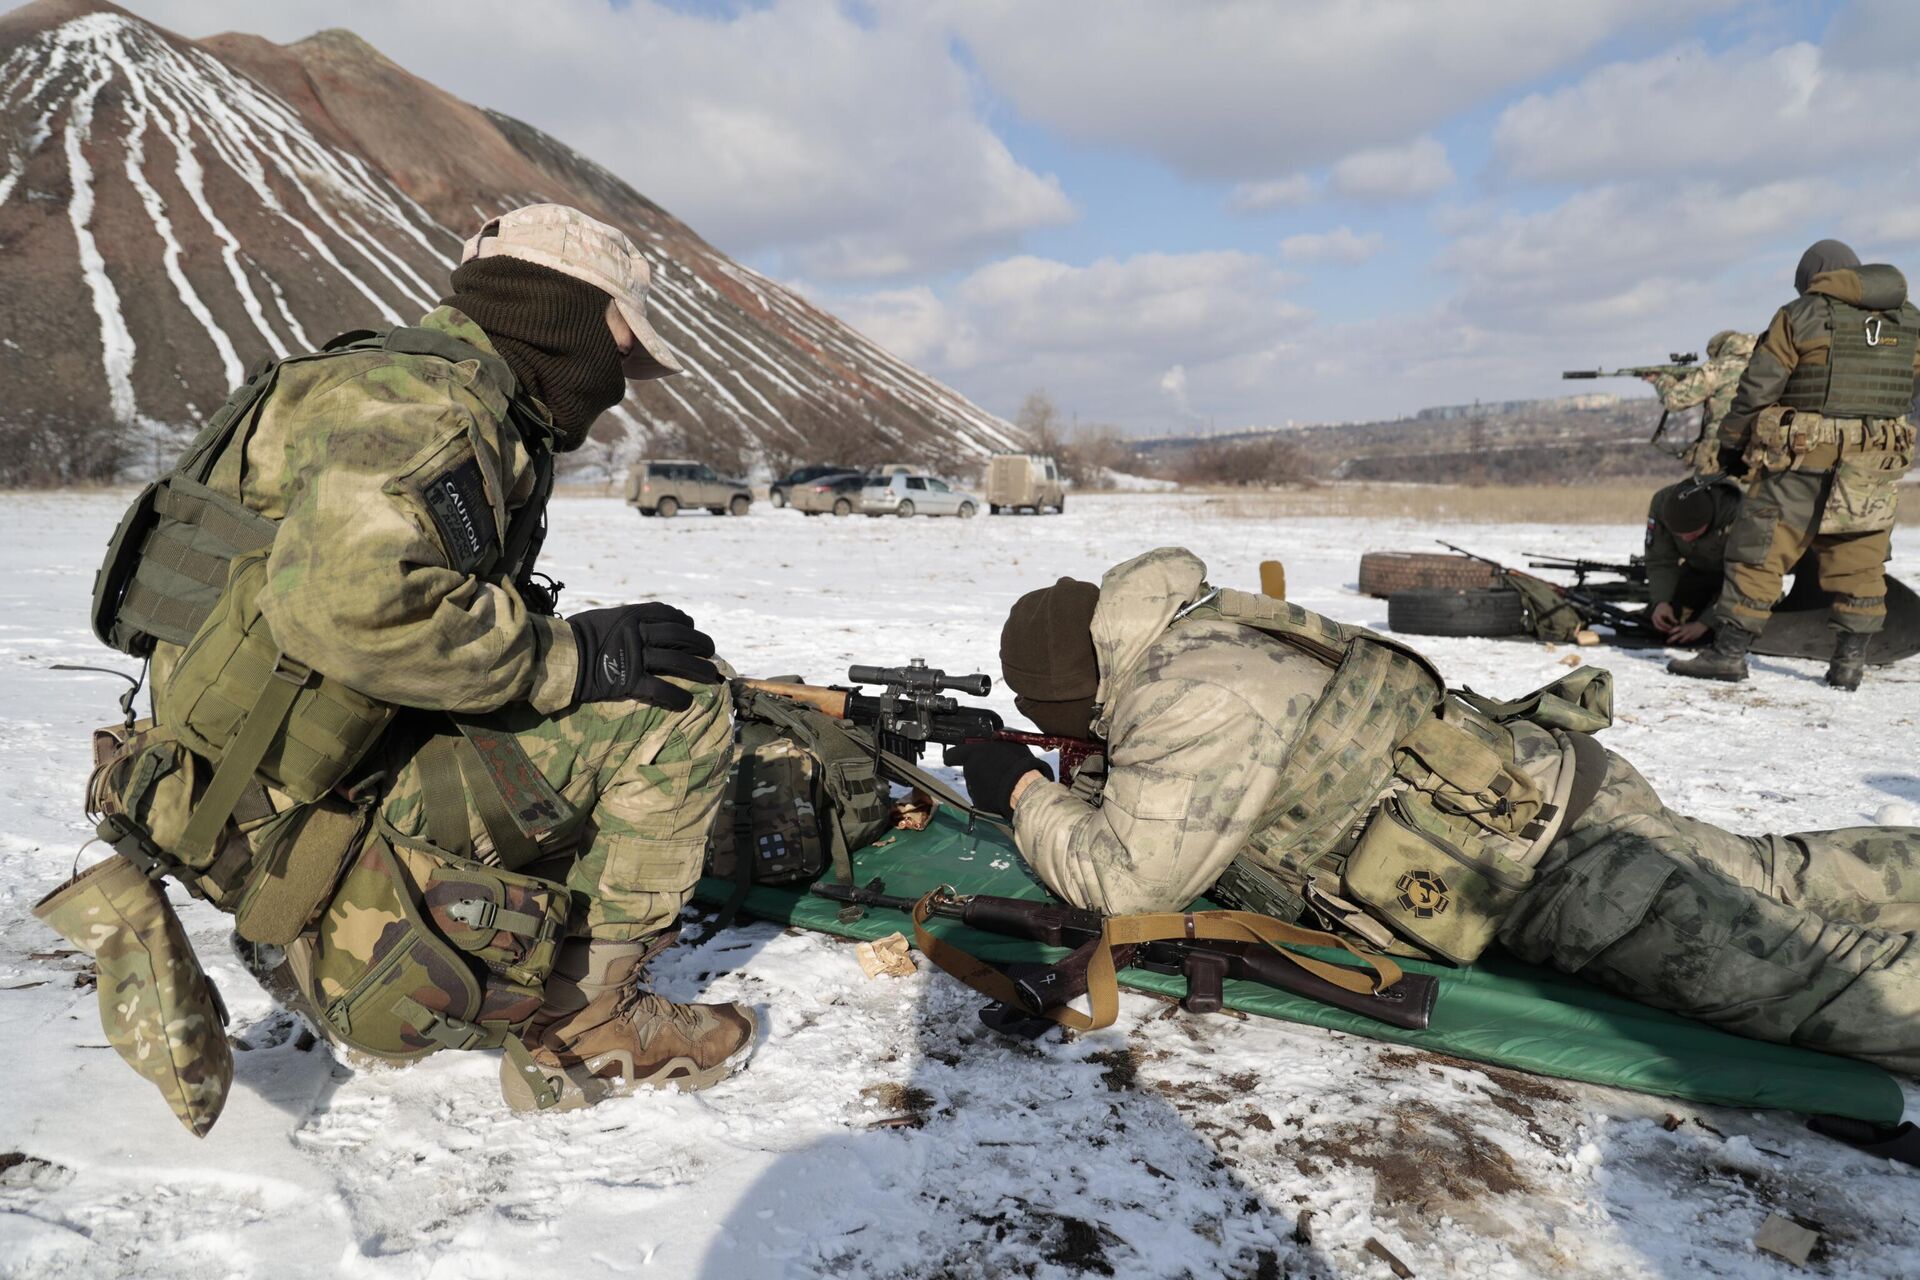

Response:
(1500, 749), (1920, 1072)
(377, 679), (733, 943)
(1714, 469), (1892, 636)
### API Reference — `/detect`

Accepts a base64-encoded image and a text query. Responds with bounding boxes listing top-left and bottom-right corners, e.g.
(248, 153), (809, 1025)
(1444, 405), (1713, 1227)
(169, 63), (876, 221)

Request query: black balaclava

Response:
(1000, 577), (1102, 739)
(1794, 239), (1860, 295)
(443, 256), (627, 450)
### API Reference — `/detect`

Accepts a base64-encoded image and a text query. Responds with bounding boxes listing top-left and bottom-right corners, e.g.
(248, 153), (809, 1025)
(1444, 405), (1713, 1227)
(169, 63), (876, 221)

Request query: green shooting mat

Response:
(695, 805), (1904, 1124)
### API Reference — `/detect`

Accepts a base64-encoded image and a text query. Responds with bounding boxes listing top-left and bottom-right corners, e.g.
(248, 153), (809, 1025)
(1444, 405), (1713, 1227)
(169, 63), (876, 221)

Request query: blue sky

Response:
(129, 0), (1920, 431)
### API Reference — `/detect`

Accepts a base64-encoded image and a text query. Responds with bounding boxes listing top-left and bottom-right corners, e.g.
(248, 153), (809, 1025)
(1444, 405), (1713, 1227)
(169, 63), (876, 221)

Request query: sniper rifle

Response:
(1562, 352), (1700, 452)
(741, 660), (1102, 787)
(810, 881), (1438, 1039)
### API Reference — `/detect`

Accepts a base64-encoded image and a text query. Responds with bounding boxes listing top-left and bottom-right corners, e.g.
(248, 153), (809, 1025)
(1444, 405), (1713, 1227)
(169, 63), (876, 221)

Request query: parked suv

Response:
(857, 473), (982, 518)
(625, 460), (752, 517)
(985, 452), (1065, 514)
(768, 463), (849, 508)
(789, 472), (871, 516)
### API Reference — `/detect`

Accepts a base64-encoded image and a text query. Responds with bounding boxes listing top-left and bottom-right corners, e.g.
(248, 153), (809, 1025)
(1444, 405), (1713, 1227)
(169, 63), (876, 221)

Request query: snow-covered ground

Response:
(2, 491), (1915, 1280)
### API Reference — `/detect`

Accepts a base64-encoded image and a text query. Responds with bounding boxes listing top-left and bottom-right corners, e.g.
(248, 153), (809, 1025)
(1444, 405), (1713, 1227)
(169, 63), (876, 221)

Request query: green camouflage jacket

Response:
(1011, 548), (1332, 915)
(179, 307), (577, 715)
(1647, 334), (1753, 438)
(1723, 267), (1920, 451)
(1643, 480), (1741, 604)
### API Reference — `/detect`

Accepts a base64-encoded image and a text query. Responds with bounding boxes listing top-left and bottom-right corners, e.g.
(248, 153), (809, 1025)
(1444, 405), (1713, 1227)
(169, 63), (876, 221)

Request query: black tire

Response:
(1358, 551), (1502, 598)
(833, 498), (853, 517)
(1388, 588), (1527, 638)
(957, 501), (976, 519)
(656, 496), (679, 518)
(897, 500), (916, 518)
(1056, 494), (1065, 512)
(770, 487), (788, 508)
(729, 495), (750, 516)
(989, 503), (1002, 514)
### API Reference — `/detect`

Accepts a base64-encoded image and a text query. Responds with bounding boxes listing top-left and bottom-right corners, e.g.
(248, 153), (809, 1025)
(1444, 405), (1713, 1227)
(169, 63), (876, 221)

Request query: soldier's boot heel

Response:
(1667, 626), (1753, 682)
(501, 987), (757, 1113)
(1826, 632), (1870, 691)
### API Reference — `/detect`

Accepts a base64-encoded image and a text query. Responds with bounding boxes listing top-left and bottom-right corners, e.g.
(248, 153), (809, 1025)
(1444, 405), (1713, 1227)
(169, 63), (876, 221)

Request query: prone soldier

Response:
(947, 547), (1920, 1073)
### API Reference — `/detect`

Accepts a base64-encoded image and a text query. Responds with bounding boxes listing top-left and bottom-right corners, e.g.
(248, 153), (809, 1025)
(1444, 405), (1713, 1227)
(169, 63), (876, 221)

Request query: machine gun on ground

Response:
(1439, 541), (1660, 639)
(741, 660), (1101, 787)
(1563, 353), (1700, 453)
(1525, 553), (1648, 603)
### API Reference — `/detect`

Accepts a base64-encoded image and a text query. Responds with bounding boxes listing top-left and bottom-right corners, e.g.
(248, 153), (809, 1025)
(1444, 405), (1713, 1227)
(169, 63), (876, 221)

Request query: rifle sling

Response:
(912, 894), (1403, 1034)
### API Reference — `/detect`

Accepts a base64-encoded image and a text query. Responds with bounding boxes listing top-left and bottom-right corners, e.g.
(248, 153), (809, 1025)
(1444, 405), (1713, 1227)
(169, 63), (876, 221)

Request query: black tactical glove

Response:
(944, 742), (1054, 818)
(1716, 446), (1749, 479)
(566, 603), (720, 710)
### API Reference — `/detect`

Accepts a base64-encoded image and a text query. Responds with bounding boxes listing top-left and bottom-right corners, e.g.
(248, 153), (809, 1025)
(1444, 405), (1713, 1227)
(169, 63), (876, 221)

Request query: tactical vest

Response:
(1169, 589), (1607, 964)
(1780, 297), (1919, 419)
(82, 328), (562, 1069)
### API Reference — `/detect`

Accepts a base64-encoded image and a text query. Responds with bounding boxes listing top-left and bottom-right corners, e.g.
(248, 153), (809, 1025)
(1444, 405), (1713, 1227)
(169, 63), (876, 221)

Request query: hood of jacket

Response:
(1805, 263), (1910, 312)
(1087, 546), (1210, 733)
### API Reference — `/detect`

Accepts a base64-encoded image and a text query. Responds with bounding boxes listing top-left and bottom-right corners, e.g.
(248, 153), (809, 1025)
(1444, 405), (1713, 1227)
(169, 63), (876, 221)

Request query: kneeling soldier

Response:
(1644, 475), (1742, 645)
(948, 547), (1920, 1072)
(40, 205), (753, 1134)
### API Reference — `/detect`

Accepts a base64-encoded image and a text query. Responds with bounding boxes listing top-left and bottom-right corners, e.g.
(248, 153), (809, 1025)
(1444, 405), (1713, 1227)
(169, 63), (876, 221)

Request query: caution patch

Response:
(422, 457), (498, 574)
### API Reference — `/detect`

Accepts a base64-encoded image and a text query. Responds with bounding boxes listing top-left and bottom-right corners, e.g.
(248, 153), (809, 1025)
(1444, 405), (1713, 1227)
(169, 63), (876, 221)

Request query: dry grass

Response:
(1158, 481), (1920, 526)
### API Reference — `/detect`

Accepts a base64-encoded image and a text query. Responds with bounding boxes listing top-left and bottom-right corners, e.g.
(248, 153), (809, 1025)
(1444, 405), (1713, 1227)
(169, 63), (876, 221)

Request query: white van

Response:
(985, 453), (1065, 514)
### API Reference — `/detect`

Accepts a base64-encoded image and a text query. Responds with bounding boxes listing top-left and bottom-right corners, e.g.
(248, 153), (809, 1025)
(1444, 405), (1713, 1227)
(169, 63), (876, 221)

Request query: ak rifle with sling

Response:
(1562, 352), (1699, 452)
(1525, 553), (1647, 591)
(740, 660), (1101, 784)
(811, 882), (1439, 1040)
(1440, 541), (1658, 637)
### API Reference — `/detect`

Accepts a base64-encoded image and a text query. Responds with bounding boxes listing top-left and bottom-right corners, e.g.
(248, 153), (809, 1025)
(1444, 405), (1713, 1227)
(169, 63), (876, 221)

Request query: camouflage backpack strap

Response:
(733, 686), (891, 889)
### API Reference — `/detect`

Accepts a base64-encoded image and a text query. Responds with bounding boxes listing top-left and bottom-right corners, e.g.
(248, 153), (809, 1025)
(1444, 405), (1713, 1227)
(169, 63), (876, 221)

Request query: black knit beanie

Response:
(443, 257), (627, 451)
(1659, 483), (1717, 535)
(1001, 577), (1102, 739)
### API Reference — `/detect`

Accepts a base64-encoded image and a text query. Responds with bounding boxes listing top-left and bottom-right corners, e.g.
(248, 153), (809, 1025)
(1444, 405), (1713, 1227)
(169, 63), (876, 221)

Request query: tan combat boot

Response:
(501, 936), (756, 1112)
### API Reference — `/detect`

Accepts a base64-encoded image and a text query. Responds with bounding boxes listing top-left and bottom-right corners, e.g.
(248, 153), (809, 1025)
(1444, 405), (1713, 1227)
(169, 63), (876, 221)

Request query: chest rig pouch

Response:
(1181, 589), (1601, 964)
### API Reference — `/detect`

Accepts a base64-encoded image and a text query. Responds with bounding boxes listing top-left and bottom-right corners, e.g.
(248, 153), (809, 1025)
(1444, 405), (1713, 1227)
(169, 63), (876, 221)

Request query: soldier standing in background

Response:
(1670, 240), (1919, 689)
(1641, 330), (1758, 474)
(1643, 475), (1743, 644)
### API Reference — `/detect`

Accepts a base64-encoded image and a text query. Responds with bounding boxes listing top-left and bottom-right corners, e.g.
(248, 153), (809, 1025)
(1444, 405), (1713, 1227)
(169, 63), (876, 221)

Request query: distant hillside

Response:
(0, 0), (1020, 484)
(1133, 395), (1686, 486)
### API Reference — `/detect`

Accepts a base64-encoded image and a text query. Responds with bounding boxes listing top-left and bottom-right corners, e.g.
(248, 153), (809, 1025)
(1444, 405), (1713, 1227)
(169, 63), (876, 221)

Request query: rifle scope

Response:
(848, 660), (992, 697)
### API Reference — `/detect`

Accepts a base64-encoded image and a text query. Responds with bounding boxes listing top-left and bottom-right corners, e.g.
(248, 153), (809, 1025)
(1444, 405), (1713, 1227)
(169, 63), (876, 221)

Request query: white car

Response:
(857, 473), (982, 518)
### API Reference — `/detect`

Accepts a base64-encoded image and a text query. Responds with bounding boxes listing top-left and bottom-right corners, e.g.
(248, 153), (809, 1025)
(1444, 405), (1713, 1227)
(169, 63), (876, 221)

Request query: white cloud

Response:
(943, 0), (1730, 179)
(1279, 227), (1384, 265)
(816, 249), (1311, 426)
(126, 0), (1074, 279)
(1229, 174), (1318, 213)
(1494, 37), (1920, 186)
(1330, 137), (1455, 201)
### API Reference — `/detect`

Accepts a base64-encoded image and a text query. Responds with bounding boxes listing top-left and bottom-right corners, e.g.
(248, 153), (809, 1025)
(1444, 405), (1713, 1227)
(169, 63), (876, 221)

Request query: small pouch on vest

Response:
(304, 836), (539, 1062)
(1391, 705), (1546, 843)
(162, 550), (394, 807)
(32, 855), (233, 1137)
(1342, 795), (1534, 966)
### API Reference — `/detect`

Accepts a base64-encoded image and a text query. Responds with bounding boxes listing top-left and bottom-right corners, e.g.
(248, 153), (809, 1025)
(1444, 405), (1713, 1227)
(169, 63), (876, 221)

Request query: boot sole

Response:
(500, 1007), (758, 1113)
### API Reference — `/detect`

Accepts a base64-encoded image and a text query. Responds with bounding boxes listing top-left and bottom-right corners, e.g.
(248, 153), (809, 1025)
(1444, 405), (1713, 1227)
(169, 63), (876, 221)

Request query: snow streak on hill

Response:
(0, 2), (1019, 478)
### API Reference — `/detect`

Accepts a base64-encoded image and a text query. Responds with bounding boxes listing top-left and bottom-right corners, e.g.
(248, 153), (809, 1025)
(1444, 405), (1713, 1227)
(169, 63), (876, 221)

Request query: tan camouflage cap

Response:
(461, 204), (684, 380)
